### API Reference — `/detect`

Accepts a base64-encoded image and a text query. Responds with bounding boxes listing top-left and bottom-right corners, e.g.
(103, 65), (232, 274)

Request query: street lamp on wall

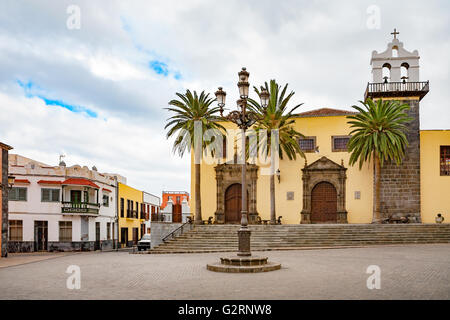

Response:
(7, 175), (15, 189)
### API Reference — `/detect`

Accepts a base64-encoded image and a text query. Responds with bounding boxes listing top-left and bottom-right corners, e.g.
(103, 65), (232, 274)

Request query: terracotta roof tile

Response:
(14, 179), (30, 184)
(295, 108), (357, 118)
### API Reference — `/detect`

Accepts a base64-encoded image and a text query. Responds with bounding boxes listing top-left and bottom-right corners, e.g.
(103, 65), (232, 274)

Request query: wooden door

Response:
(173, 204), (182, 223)
(311, 182), (337, 223)
(34, 221), (48, 251)
(95, 222), (100, 250)
(225, 184), (248, 224)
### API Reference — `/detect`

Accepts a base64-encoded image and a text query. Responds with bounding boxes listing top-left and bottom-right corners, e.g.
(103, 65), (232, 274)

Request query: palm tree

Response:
(248, 80), (305, 224)
(165, 90), (224, 224)
(347, 98), (412, 223)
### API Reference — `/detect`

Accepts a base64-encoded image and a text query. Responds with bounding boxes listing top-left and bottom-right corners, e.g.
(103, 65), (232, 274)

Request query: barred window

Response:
(440, 146), (450, 176)
(298, 137), (316, 152)
(9, 187), (27, 201)
(332, 136), (351, 152)
(59, 221), (72, 242)
(120, 198), (124, 217)
(9, 220), (23, 241)
(41, 188), (60, 202)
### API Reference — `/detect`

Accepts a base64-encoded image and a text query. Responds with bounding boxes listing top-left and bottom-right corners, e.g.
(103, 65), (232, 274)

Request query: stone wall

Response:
(150, 222), (188, 249)
(377, 99), (421, 222)
(8, 240), (114, 253)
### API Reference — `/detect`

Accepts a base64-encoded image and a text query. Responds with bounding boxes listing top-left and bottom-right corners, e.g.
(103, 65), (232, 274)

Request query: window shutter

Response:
(19, 188), (27, 201)
(52, 189), (60, 201)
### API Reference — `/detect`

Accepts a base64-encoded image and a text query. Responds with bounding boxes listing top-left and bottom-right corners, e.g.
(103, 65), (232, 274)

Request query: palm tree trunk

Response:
(269, 173), (276, 224)
(194, 163), (202, 224)
(373, 152), (381, 224)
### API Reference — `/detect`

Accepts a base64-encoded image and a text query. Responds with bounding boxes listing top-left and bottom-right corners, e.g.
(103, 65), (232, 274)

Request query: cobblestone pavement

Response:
(0, 244), (449, 299)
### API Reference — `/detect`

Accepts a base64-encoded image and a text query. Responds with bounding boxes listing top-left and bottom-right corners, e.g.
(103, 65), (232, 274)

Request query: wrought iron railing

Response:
(162, 220), (193, 243)
(61, 201), (100, 214)
(364, 81), (429, 100)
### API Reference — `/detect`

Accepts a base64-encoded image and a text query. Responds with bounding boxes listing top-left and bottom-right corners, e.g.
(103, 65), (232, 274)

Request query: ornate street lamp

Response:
(207, 68), (281, 272)
(214, 67), (269, 257)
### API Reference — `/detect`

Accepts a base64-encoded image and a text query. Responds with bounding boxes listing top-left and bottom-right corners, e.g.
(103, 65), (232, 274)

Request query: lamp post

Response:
(214, 67), (270, 257)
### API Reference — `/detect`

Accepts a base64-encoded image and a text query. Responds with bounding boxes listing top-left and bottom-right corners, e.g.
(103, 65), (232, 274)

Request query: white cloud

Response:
(0, 0), (449, 195)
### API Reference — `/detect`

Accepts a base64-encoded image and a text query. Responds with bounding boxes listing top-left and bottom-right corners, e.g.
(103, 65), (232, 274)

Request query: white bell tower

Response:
(370, 28), (420, 83)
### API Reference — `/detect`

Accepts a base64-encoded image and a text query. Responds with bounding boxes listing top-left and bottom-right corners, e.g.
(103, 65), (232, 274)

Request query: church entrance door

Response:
(311, 182), (337, 223)
(225, 184), (248, 224)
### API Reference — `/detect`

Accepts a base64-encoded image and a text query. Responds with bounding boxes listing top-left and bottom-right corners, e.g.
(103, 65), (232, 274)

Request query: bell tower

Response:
(364, 30), (429, 223)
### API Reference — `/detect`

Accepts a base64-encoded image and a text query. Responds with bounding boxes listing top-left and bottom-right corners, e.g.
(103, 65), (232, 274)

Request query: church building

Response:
(190, 32), (450, 225)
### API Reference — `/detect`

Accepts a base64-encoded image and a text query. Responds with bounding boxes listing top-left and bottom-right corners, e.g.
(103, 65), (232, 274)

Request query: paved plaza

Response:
(0, 244), (449, 299)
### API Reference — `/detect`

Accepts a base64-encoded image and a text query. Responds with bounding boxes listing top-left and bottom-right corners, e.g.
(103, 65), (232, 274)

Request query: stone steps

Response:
(149, 224), (450, 254)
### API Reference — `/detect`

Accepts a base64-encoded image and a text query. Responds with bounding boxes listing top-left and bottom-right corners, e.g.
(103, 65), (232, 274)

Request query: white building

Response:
(142, 191), (160, 234)
(8, 154), (126, 252)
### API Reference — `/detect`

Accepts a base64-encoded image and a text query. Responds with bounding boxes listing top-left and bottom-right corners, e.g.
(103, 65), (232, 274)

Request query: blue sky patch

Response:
(17, 79), (97, 118)
(149, 60), (169, 76)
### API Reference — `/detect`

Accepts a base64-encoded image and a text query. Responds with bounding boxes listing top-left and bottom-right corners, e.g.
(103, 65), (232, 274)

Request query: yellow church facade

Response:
(189, 35), (450, 225)
(190, 112), (450, 225)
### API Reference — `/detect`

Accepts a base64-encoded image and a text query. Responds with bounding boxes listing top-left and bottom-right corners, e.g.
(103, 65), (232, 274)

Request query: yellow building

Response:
(190, 35), (450, 225)
(118, 182), (145, 247)
(421, 130), (450, 223)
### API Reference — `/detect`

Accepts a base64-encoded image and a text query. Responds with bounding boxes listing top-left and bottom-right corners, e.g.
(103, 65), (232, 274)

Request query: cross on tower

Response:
(391, 28), (399, 40)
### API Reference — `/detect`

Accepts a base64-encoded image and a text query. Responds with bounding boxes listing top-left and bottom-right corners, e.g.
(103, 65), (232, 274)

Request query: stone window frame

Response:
(331, 135), (352, 152)
(298, 136), (317, 153)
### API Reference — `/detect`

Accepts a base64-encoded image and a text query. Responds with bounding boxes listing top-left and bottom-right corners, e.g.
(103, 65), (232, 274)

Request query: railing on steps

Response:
(162, 220), (194, 243)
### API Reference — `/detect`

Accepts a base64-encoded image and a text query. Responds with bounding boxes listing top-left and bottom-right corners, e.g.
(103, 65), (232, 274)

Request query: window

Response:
(59, 221), (72, 242)
(332, 136), (351, 152)
(120, 198), (124, 217)
(127, 199), (132, 218)
(41, 188), (60, 202)
(107, 222), (111, 240)
(298, 137), (316, 152)
(9, 220), (23, 241)
(440, 146), (450, 176)
(9, 187), (27, 201)
(103, 195), (109, 207)
(136, 202), (139, 218)
(83, 191), (89, 203)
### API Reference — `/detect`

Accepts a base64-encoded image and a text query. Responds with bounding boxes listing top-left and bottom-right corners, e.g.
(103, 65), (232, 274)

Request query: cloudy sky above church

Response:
(0, 0), (449, 195)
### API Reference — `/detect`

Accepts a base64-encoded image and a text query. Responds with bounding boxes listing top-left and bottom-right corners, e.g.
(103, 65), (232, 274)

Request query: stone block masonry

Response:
(377, 99), (421, 222)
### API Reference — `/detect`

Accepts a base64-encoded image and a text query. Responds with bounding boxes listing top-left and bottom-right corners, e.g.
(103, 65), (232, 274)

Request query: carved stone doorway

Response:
(301, 156), (348, 224)
(215, 163), (259, 224)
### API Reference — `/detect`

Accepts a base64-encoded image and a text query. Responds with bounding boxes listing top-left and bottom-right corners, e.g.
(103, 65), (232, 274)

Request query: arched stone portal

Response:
(301, 156), (348, 224)
(214, 163), (258, 224)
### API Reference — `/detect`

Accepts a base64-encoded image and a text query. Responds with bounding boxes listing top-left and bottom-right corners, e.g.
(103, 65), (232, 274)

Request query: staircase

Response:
(149, 224), (450, 254)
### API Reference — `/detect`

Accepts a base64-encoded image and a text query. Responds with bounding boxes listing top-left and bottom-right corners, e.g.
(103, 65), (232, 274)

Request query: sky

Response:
(0, 0), (449, 196)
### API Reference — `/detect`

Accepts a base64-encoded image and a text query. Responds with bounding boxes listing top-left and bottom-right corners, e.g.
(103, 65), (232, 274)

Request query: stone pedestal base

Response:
(207, 255), (281, 273)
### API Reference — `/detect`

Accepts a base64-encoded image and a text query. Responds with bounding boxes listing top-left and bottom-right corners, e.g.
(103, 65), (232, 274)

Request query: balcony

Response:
(62, 201), (100, 215)
(364, 81), (429, 101)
